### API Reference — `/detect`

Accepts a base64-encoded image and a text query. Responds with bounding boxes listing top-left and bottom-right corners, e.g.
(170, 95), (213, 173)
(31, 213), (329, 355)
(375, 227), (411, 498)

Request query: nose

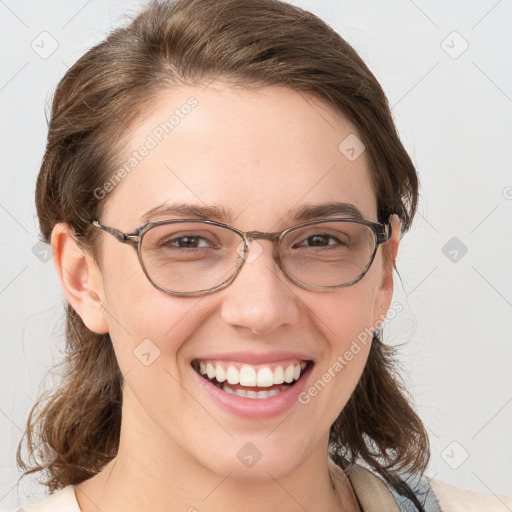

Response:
(218, 239), (301, 334)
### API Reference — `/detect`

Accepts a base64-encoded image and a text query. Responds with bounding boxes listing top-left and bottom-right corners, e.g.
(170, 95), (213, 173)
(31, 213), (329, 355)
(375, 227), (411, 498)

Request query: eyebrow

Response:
(288, 201), (364, 222)
(142, 201), (365, 224)
(143, 202), (237, 223)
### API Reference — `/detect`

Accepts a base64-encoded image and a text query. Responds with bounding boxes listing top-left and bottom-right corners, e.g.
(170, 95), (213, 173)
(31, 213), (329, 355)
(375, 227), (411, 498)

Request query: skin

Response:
(52, 81), (401, 512)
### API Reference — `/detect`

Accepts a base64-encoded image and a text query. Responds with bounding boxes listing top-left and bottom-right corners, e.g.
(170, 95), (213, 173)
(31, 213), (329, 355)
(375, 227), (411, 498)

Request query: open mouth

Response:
(191, 359), (314, 399)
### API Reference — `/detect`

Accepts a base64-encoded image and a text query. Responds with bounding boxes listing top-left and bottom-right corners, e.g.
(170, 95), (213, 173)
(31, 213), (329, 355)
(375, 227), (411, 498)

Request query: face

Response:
(75, 82), (396, 480)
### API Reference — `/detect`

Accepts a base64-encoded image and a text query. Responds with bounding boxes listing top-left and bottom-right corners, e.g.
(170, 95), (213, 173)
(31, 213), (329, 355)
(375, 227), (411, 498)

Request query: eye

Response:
(164, 235), (212, 249)
(294, 232), (349, 248)
(159, 234), (217, 249)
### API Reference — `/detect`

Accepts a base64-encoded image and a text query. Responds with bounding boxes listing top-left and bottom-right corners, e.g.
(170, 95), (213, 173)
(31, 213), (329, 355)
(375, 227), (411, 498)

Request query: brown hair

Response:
(18, 0), (428, 503)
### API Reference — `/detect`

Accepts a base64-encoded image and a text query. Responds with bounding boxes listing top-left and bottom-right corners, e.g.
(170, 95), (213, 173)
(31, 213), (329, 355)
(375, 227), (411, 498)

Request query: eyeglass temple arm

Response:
(91, 220), (139, 246)
(382, 223), (392, 242)
(376, 223), (392, 244)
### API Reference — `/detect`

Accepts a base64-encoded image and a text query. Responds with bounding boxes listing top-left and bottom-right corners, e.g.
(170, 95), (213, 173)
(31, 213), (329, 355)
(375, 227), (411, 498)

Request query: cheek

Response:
(99, 266), (207, 431)
(314, 279), (381, 349)
(298, 276), (382, 418)
(98, 248), (187, 369)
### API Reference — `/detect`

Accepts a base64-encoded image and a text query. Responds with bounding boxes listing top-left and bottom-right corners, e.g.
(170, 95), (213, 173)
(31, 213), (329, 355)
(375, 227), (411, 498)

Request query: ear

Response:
(51, 223), (109, 334)
(373, 214), (402, 325)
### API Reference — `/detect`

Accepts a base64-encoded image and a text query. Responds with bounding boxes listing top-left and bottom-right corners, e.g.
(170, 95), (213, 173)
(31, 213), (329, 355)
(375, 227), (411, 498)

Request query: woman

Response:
(17, 0), (511, 510)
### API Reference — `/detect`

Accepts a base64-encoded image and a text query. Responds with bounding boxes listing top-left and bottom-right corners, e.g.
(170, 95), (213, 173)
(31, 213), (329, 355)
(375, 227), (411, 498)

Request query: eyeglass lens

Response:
(139, 221), (377, 294)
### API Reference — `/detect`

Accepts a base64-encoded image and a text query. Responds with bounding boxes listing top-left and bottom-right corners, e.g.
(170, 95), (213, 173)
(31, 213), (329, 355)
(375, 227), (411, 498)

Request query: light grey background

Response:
(1, 0), (511, 509)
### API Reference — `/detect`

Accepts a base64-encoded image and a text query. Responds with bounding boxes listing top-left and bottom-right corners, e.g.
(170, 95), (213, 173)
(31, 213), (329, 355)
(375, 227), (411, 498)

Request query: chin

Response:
(189, 430), (314, 481)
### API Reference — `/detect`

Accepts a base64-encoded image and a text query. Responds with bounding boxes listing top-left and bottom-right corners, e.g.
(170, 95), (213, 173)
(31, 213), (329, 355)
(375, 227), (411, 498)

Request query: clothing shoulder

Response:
(334, 457), (512, 511)
(18, 473), (512, 512)
(429, 478), (512, 512)
(19, 486), (79, 512)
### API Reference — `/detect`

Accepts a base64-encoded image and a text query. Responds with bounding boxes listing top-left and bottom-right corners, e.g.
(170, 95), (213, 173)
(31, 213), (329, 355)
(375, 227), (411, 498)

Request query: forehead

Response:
(102, 81), (377, 229)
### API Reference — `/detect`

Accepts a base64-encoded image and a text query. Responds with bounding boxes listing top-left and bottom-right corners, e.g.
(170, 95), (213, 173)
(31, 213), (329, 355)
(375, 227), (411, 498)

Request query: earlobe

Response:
(51, 223), (109, 334)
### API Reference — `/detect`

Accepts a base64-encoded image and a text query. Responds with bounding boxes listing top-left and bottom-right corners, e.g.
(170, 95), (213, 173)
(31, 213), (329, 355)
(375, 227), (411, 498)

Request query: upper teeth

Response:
(198, 361), (307, 387)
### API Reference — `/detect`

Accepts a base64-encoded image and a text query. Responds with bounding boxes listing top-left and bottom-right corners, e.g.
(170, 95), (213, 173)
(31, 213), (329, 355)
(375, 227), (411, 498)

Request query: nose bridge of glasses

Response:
(244, 230), (281, 243)
(239, 230), (282, 262)
(244, 230), (282, 254)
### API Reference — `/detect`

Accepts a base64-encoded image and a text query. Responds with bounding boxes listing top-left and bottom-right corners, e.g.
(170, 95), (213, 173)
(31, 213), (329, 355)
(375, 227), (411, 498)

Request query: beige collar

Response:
(328, 458), (399, 512)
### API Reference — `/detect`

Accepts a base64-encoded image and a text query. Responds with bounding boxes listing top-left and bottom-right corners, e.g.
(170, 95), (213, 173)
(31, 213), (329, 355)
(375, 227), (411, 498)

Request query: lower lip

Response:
(192, 364), (313, 420)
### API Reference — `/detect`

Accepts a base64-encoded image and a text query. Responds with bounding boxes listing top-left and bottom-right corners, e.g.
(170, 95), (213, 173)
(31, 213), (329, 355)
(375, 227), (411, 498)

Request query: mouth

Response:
(191, 359), (314, 400)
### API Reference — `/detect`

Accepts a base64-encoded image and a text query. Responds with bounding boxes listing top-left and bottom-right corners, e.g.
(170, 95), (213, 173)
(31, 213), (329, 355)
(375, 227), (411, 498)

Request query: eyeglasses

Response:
(90, 218), (391, 297)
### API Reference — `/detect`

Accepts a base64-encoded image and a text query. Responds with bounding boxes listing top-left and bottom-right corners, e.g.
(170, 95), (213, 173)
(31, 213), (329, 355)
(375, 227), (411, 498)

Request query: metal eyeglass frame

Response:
(90, 218), (391, 297)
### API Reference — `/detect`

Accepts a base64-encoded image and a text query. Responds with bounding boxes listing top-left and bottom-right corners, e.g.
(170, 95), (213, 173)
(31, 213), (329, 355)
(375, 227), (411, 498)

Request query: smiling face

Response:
(73, 81), (397, 480)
